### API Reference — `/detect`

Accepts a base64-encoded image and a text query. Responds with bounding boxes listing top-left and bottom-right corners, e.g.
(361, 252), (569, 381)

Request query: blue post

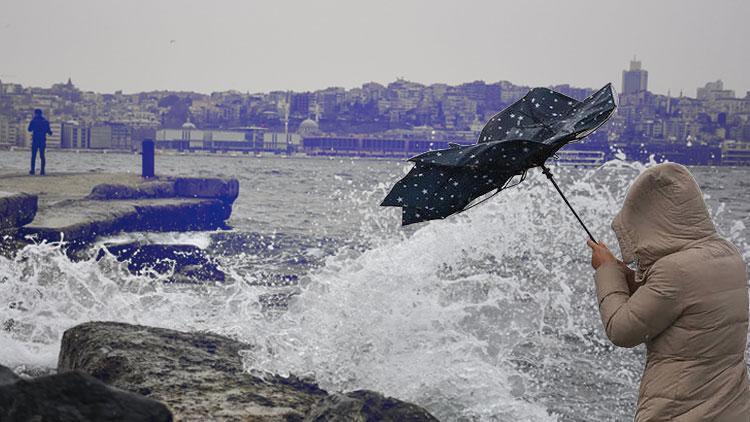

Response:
(142, 139), (155, 178)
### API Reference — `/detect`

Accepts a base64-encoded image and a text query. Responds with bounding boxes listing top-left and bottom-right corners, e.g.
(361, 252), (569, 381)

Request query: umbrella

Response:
(381, 83), (617, 241)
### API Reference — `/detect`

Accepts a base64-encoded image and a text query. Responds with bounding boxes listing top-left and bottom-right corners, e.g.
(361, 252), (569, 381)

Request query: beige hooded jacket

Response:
(594, 163), (750, 421)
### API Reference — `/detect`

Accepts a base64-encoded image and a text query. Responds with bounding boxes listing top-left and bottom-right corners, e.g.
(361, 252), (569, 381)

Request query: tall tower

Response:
(622, 58), (648, 95)
(313, 102), (321, 123)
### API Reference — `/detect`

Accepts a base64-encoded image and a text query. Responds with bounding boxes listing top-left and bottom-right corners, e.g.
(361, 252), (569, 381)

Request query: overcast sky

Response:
(2, 0), (748, 96)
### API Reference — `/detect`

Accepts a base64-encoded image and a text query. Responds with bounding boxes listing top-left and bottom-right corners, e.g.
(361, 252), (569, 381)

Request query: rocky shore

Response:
(1, 173), (440, 420)
(1, 321), (438, 421)
(0, 173), (239, 251)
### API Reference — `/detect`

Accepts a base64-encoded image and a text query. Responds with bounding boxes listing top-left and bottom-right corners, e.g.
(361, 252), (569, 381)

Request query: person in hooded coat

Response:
(587, 163), (750, 421)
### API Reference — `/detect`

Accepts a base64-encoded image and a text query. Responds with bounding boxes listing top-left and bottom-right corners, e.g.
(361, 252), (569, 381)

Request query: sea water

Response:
(0, 150), (748, 421)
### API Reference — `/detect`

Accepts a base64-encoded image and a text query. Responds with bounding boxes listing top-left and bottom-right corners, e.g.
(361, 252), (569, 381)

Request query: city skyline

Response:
(1, 72), (744, 102)
(2, 0), (749, 96)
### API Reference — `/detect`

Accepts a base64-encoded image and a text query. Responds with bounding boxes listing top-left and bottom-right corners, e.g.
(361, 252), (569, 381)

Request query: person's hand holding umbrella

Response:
(586, 239), (617, 269)
(587, 239), (640, 294)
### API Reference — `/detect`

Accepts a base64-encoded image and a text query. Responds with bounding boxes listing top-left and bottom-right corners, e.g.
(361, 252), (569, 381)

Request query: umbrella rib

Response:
(462, 170), (527, 212)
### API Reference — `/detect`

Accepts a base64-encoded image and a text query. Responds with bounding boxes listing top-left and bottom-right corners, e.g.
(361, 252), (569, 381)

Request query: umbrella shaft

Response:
(540, 165), (597, 243)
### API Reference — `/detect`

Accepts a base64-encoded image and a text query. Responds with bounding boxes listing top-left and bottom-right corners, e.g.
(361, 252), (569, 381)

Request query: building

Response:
(90, 122), (131, 150)
(61, 121), (89, 148)
(302, 135), (469, 157)
(622, 59), (648, 95)
(697, 80), (735, 102)
(45, 122), (62, 148)
(0, 116), (21, 148)
(290, 92), (311, 116)
(721, 140), (750, 166)
(155, 120), (269, 152)
(262, 131), (301, 152)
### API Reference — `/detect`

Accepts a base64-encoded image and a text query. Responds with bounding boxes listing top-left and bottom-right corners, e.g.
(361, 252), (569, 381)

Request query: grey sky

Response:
(2, 0), (748, 96)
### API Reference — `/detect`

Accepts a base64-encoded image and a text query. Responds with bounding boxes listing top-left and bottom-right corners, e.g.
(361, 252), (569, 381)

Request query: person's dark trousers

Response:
(30, 140), (46, 175)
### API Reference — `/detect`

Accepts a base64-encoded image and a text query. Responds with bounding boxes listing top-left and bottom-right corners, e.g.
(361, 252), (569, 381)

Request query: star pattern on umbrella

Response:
(382, 83), (617, 225)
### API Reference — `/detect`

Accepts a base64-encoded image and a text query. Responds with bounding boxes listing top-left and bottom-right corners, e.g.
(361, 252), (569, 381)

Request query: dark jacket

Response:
(595, 163), (750, 421)
(28, 116), (52, 144)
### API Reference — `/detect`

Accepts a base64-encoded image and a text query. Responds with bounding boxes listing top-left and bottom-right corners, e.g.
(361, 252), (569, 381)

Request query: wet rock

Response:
(98, 242), (225, 282)
(175, 177), (240, 202)
(21, 198), (232, 245)
(0, 364), (172, 421)
(58, 322), (328, 421)
(0, 192), (37, 230)
(4, 176), (239, 254)
(0, 366), (19, 386)
(58, 322), (438, 421)
(305, 390), (439, 422)
(87, 181), (175, 200)
(132, 198), (233, 230)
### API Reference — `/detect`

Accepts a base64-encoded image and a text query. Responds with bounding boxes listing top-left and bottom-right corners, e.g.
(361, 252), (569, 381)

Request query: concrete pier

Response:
(0, 173), (238, 249)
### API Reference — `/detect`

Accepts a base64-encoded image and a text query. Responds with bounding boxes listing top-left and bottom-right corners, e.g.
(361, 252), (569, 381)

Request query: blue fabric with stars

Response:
(382, 83), (617, 225)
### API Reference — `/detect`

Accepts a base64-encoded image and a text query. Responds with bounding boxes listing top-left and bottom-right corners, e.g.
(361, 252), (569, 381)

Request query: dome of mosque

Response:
(297, 118), (320, 138)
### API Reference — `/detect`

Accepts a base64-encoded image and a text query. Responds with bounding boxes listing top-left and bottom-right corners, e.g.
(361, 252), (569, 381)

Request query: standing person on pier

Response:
(27, 108), (52, 176)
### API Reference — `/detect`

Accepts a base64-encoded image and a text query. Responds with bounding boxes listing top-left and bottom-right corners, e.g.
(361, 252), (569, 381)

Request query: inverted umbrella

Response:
(381, 83), (617, 241)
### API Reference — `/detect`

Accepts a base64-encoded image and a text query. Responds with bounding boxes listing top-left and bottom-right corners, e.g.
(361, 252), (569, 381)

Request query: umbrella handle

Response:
(540, 165), (598, 244)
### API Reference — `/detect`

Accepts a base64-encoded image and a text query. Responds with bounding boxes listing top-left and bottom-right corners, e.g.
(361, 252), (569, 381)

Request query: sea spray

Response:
(239, 161), (651, 420)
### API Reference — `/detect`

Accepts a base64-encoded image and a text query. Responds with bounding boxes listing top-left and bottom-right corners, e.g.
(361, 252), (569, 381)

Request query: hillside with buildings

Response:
(1, 60), (749, 165)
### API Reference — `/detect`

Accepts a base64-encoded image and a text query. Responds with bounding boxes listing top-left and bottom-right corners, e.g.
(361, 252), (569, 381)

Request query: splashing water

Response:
(1, 157), (748, 421)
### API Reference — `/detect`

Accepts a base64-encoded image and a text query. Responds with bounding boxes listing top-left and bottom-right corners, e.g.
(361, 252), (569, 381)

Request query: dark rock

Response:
(58, 322), (328, 421)
(21, 198), (232, 246)
(87, 182), (175, 200)
(0, 364), (172, 422)
(174, 177), (239, 202)
(132, 199), (233, 230)
(0, 192), (37, 230)
(0, 366), (19, 386)
(305, 390), (439, 422)
(57, 322), (439, 421)
(98, 242), (225, 282)
(139, 182), (177, 198)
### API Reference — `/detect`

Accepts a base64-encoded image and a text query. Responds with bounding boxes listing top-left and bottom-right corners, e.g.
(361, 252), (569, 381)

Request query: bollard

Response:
(142, 139), (155, 178)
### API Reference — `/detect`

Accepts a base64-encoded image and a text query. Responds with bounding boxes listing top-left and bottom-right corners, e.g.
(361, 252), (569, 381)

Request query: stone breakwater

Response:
(0, 173), (239, 251)
(1, 322), (438, 421)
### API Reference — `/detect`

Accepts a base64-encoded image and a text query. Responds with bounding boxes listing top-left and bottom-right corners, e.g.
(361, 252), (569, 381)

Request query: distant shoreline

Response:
(0, 147), (743, 168)
(0, 147), (408, 163)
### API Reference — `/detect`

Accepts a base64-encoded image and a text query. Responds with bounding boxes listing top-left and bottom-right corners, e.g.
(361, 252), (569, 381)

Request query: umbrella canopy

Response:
(381, 83), (617, 226)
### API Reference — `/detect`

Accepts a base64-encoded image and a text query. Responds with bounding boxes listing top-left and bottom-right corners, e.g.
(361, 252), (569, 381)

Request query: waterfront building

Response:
(155, 119), (300, 153)
(262, 131), (301, 152)
(721, 140), (750, 166)
(46, 122), (62, 148)
(90, 122), (131, 150)
(622, 59), (648, 95)
(0, 116), (21, 148)
(554, 149), (607, 167)
(302, 134), (470, 157)
(61, 121), (90, 148)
